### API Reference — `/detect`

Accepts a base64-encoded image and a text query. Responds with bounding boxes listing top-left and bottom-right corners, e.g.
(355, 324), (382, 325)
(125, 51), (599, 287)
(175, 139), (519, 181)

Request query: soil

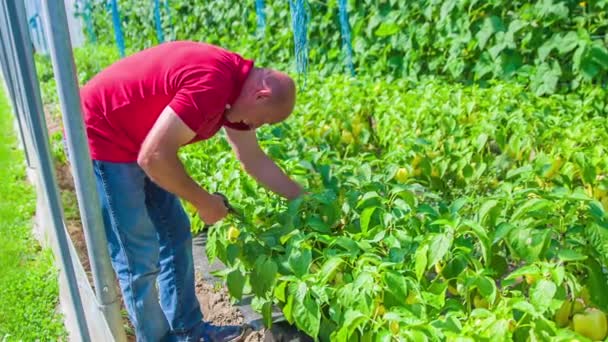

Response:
(196, 282), (266, 342)
(45, 112), (270, 341)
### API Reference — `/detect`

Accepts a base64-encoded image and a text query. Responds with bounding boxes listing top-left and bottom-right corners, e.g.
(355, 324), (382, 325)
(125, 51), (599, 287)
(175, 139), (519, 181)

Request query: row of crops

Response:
(82, 0), (608, 95)
(174, 74), (608, 341)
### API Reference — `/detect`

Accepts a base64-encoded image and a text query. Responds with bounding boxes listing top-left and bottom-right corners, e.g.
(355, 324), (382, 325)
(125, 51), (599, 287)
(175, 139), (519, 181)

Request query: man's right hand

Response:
(139, 106), (230, 226)
(196, 193), (229, 225)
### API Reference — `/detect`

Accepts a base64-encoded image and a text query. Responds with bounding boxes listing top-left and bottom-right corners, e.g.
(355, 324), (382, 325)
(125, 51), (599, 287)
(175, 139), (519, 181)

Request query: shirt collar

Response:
(228, 58), (254, 106)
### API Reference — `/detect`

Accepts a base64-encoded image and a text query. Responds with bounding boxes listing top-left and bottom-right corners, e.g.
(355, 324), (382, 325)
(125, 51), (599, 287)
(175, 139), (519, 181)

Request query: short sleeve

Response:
(168, 72), (229, 133)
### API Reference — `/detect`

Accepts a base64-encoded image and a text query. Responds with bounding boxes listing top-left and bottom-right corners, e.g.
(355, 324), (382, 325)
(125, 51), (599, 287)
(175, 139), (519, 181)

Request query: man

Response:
(79, 41), (303, 341)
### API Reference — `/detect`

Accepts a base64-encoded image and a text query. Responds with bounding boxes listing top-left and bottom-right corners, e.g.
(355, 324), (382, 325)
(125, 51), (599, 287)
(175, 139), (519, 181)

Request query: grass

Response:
(0, 89), (66, 340)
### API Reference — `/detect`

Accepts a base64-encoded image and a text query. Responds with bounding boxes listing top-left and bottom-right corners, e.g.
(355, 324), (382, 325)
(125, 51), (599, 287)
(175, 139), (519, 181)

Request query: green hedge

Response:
(80, 0), (608, 95)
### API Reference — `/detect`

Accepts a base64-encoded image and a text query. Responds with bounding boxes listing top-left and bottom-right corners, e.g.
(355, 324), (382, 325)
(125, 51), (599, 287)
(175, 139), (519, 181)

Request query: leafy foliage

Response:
(172, 72), (608, 340)
(80, 0), (608, 94)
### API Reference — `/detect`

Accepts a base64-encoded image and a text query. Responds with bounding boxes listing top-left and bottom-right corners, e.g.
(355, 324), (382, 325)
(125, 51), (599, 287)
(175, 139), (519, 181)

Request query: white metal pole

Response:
(40, 1), (127, 341)
(2, 0), (91, 340)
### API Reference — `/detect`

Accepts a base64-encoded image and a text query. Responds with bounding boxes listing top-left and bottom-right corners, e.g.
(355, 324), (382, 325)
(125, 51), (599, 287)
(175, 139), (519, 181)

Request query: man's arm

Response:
(225, 127), (302, 200)
(137, 106), (227, 224)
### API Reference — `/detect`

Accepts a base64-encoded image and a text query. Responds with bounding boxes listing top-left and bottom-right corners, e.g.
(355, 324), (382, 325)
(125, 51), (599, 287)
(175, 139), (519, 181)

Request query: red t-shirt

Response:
(80, 41), (252, 162)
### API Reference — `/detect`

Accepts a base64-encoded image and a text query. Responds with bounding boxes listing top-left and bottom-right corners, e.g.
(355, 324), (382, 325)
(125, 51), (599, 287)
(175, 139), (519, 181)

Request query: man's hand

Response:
(225, 127), (303, 199)
(196, 193), (229, 225)
(138, 106), (224, 223)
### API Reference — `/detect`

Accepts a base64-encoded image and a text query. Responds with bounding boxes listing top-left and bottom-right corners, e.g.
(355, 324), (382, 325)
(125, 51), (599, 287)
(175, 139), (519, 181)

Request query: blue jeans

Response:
(93, 160), (203, 342)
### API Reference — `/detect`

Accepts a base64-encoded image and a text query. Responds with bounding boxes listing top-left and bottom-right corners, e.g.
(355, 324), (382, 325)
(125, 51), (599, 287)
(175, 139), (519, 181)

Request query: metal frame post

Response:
(0, 30), (17, 105)
(154, 0), (164, 43)
(0, 27), (26, 150)
(40, 2), (127, 341)
(2, 0), (91, 340)
(110, 0), (125, 57)
(0, 4), (34, 168)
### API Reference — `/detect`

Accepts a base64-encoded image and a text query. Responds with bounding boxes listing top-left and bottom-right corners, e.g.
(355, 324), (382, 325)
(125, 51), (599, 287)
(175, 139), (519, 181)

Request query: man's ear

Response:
(255, 87), (272, 100)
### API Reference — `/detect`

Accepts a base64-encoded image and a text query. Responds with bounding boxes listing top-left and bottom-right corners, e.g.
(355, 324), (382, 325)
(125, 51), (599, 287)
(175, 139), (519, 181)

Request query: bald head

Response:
(227, 67), (297, 129)
(262, 69), (296, 123)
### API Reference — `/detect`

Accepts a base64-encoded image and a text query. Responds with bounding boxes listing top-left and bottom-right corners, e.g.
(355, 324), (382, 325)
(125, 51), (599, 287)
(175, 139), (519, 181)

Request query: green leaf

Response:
(293, 282), (321, 337)
(313, 189), (337, 205)
(532, 61), (562, 96)
(333, 237), (360, 255)
(509, 228), (550, 262)
(283, 293), (295, 324)
(262, 300), (273, 328)
(420, 157), (433, 177)
(440, 0), (457, 21)
(506, 164), (533, 179)
(476, 276), (497, 303)
(463, 164), (474, 179)
(279, 229), (301, 245)
(511, 199), (552, 221)
(306, 216), (331, 233)
(407, 330), (430, 341)
(501, 50), (523, 76)
(415, 244), (429, 280)
(505, 264), (541, 280)
(512, 300), (537, 316)
(361, 330), (374, 342)
(466, 221), (492, 265)
(360, 206), (377, 234)
(573, 44), (586, 70)
(286, 196), (304, 220)
(479, 200), (499, 225)
(581, 55), (601, 79)
(534, 316), (558, 338)
(583, 167), (597, 187)
(357, 191), (382, 209)
(474, 52), (495, 79)
(488, 319), (510, 337)
(450, 198), (468, 214)
(557, 31), (580, 54)
(589, 44), (608, 70)
(375, 22), (399, 37)
(318, 257), (344, 284)
(530, 280), (556, 313)
(428, 233), (453, 268)
(585, 257), (608, 311)
(442, 254), (468, 279)
(538, 35), (557, 62)
(226, 244), (240, 265)
(227, 268), (246, 300)
(476, 16), (505, 49)
(557, 249), (587, 262)
(206, 228), (218, 263)
(320, 318), (338, 342)
(489, 42), (506, 60)
(251, 256), (278, 297)
(550, 266), (565, 286)
(589, 201), (606, 221)
(476, 133), (488, 152)
(376, 329), (392, 342)
(505, 20), (526, 47)
(333, 310), (367, 341)
(384, 271), (408, 307)
(391, 187), (417, 209)
(275, 281), (287, 303)
(288, 246), (312, 278)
